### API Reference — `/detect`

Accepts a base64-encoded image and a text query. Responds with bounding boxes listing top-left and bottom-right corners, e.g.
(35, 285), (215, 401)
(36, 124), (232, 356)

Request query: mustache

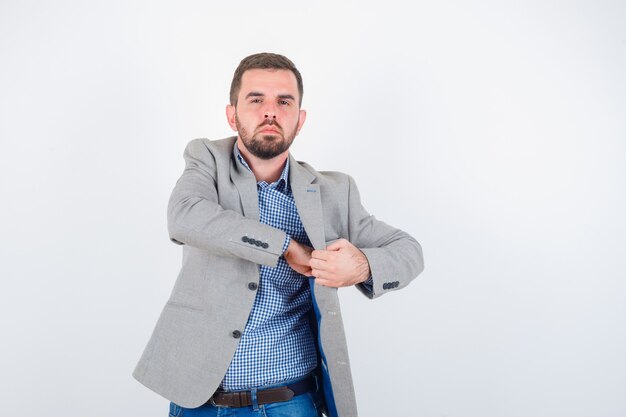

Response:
(258, 118), (282, 130)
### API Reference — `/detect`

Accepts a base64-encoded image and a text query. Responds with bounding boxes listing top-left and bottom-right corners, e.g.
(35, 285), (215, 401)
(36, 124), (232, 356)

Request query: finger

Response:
(311, 249), (334, 261)
(312, 269), (342, 282)
(296, 268), (313, 277)
(287, 260), (312, 276)
(312, 260), (340, 277)
(312, 269), (339, 280)
(314, 278), (341, 288)
(310, 258), (329, 271)
(311, 269), (324, 279)
(325, 239), (348, 251)
(298, 267), (313, 276)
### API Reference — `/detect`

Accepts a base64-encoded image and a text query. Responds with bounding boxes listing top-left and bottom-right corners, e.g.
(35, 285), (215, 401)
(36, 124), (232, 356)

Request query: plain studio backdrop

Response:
(1, 1), (625, 416)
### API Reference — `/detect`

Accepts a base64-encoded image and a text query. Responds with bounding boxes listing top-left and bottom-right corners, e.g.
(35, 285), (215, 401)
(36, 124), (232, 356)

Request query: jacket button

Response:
(232, 330), (242, 339)
(241, 236), (249, 243)
(248, 282), (258, 290)
(262, 242), (269, 249)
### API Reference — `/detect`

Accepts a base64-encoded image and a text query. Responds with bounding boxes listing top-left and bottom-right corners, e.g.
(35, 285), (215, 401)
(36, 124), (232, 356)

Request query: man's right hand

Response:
(284, 239), (313, 276)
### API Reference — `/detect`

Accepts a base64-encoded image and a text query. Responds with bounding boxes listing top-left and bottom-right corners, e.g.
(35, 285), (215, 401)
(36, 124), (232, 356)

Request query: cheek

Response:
(238, 111), (261, 125)
(282, 111), (300, 124)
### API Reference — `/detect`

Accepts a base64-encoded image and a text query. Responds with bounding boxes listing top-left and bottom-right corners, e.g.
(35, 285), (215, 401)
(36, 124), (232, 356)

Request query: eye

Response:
(279, 99), (290, 106)
(250, 98), (262, 104)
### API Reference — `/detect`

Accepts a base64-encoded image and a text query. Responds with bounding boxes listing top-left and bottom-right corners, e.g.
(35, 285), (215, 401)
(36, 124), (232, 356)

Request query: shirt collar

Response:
(234, 142), (290, 193)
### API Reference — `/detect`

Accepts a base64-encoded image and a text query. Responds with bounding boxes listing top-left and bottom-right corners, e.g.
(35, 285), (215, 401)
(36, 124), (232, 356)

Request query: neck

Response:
(236, 139), (288, 183)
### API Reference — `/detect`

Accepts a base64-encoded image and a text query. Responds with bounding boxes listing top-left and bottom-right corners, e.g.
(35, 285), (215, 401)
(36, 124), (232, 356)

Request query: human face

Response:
(226, 69), (306, 160)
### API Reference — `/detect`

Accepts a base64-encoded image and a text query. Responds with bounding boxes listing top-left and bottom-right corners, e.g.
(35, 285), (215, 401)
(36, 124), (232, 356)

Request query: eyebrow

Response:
(245, 92), (264, 99)
(244, 92), (295, 101)
(277, 94), (295, 101)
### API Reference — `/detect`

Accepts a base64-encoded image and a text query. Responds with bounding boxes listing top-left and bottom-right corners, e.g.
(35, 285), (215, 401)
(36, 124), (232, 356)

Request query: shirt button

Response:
(231, 330), (242, 339)
(248, 282), (258, 291)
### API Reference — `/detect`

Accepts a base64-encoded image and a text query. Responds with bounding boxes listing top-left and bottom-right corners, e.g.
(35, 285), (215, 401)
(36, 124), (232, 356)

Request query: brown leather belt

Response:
(208, 376), (317, 407)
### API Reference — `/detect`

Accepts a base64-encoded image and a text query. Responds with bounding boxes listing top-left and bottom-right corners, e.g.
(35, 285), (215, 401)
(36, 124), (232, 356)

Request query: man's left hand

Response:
(310, 239), (371, 287)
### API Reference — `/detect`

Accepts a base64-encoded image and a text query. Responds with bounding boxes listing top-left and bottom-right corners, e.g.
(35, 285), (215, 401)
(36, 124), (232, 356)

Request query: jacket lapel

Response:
(288, 154), (325, 250)
(229, 141), (260, 220)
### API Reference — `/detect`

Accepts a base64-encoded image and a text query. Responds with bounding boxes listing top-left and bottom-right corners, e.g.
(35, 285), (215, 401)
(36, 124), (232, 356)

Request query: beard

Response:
(236, 114), (298, 160)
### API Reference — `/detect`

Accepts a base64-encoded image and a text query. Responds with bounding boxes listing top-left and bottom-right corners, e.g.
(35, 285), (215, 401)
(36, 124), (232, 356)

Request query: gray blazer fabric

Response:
(133, 137), (424, 417)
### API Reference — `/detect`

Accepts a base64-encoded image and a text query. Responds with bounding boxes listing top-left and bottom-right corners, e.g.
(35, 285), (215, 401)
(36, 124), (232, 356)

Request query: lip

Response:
(259, 128), (280, 134)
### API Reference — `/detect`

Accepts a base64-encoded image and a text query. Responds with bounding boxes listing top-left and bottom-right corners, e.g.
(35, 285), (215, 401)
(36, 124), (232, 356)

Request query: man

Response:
(133, 53), (424, 417)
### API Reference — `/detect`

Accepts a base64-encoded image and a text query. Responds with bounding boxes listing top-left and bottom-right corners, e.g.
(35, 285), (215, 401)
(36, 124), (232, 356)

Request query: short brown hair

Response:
(229, 52), (304, 107)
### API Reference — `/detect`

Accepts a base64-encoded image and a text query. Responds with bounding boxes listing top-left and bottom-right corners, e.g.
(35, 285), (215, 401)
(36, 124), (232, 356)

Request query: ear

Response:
(226, 104), (238, 132)
(295, 109), (307, 136)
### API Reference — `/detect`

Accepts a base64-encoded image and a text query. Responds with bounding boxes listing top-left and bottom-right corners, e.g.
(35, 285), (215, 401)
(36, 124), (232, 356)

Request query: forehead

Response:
(239, 69), (299, 97)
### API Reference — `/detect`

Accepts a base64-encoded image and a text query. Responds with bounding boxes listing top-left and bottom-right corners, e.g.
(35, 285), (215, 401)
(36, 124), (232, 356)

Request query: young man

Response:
(133, 53), (424, 417)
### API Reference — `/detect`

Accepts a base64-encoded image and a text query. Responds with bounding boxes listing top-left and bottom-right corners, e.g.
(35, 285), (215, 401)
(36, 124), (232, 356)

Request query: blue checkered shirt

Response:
(220, 145), (318, 391)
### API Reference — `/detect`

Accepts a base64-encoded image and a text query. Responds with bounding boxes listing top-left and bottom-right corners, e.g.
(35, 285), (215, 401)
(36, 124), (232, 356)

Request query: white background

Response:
(1, 1), (625, 416)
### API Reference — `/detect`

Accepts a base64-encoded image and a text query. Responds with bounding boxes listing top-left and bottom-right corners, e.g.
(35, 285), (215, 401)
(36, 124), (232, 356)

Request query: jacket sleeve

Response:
(346, 175), (424, 299)
(167, 139), (288, 267)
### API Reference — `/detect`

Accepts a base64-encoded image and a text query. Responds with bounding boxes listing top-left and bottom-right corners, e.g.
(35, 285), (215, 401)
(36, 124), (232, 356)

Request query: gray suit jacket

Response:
(133, 137), (424, 417)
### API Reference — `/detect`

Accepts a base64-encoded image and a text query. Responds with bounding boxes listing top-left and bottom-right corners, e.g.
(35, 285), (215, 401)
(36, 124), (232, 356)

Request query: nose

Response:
(264, 112), (277, 125)
(263, 102), (277, 121)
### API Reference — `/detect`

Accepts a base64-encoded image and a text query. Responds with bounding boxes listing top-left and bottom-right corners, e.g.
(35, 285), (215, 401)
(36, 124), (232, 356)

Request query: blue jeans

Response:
(168, 377), (324, 417)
